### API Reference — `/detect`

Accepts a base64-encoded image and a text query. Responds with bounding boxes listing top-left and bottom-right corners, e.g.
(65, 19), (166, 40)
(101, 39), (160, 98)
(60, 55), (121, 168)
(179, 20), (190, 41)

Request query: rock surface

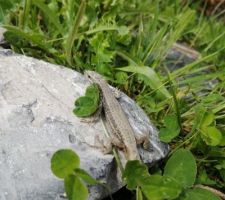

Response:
(0, 49), (169, 200)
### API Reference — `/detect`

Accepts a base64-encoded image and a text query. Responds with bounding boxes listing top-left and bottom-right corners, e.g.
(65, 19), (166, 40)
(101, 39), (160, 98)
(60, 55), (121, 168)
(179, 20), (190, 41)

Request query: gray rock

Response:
(166, 43), (200, 71)
(0, 50), (169, 200)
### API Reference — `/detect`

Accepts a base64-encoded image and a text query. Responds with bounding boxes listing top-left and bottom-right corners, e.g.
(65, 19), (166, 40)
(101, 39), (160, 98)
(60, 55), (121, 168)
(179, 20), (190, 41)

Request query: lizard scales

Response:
(85, 71), (140, 161)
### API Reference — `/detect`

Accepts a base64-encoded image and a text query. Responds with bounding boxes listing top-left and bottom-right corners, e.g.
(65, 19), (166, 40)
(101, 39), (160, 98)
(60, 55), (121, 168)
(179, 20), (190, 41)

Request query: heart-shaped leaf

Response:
(141, 175), (182, 200)
(123, 160), (150, 190)
(51, 149), (80, 178)
(73, 84), (100, 117)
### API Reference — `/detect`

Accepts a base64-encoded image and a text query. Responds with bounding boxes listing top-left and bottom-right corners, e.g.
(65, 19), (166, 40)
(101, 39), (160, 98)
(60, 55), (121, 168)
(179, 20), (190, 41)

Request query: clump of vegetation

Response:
(51, 148), (222, 199)
(1, 0), (225, 199)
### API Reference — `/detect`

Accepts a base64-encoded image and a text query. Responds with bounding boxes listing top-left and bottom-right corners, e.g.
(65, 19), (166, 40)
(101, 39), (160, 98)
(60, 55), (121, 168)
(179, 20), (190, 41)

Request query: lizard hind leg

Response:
(102, 116), (125, 149)
(95, 135), (113, 154)
(111, 136), (125, 149)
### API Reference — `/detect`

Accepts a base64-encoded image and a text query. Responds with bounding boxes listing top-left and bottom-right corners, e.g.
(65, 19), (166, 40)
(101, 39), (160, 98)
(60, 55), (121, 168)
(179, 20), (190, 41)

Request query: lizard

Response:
(85, 70), (150, 161)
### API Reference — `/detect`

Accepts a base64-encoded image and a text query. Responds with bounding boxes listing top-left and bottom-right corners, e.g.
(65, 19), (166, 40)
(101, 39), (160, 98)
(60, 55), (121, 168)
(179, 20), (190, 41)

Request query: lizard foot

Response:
(135, 133), (151, 150)
(95, 135), (113, 154)
(111, 87), (121, 99)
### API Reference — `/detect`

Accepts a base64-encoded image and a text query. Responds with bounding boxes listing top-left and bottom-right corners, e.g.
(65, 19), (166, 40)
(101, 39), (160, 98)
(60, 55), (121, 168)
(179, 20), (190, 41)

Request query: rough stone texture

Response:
(166, 43), (200, 71)
(0, 49), (169, 200)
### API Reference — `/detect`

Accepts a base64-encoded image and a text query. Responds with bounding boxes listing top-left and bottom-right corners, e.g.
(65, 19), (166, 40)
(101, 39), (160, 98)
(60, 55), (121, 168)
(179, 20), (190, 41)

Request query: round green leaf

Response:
(159, 128), (180, 143)
(65, 175), (88, 200)
(123, 160), (150, 190)
(75, 96), (94, 107)
(51, 149), (80, 178)
(183, 188), (220, 200)
(73, 96), (97, 117)
(164, 149), (197, 188)
(201, 126), (222, 146)
(141, 175), (182, 200)
(73, 84), (100, 118)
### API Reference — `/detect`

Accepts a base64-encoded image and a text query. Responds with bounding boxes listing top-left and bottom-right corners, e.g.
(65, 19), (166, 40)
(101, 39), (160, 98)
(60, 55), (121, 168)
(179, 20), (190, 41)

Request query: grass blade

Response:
(118, 66), (171, 99)
(32, 0), (63, 34)
(65, 0), (86, 65)
(21, 0), (31, 29)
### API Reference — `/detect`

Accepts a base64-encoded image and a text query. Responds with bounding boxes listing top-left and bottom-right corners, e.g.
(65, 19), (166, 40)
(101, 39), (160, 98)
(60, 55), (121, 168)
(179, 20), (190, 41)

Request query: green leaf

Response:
(196, 170), (217, 186)
(115, 71), (128, 84)
(182, 188), (220, 200)
(159, 115), (180, 142)
(118, 66), (171, 99)
(117, 25), (129, 35)
(164, 149), (197, 188)
(65, 175), (88, 200)
(123, 160), (150, 190)
(202, 94), (224, 104)
(73, 97), (96, 117)
(3, 25), (54, 53)
(201, 126), (222, 146)
(219, 132), (225, 146)
(201, 111), (215, 127)
(164, 115), (179, 130)
(74, 168), (99, 185)
(89, 32), (115, 66)
(85, 83), (100, 104)
(96, 64), (112, 77)
(141, 175), (182, 200)
(159, 128), (180, 143)
(215, 160), (225, 170)
(51, 149), (80, 178)
(73, 84), (100, 117)
(193, 104), (207, 131)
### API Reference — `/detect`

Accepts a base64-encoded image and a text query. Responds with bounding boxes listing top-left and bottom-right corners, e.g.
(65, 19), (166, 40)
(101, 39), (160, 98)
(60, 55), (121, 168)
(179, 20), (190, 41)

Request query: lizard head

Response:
(84, 70), (103, 83)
